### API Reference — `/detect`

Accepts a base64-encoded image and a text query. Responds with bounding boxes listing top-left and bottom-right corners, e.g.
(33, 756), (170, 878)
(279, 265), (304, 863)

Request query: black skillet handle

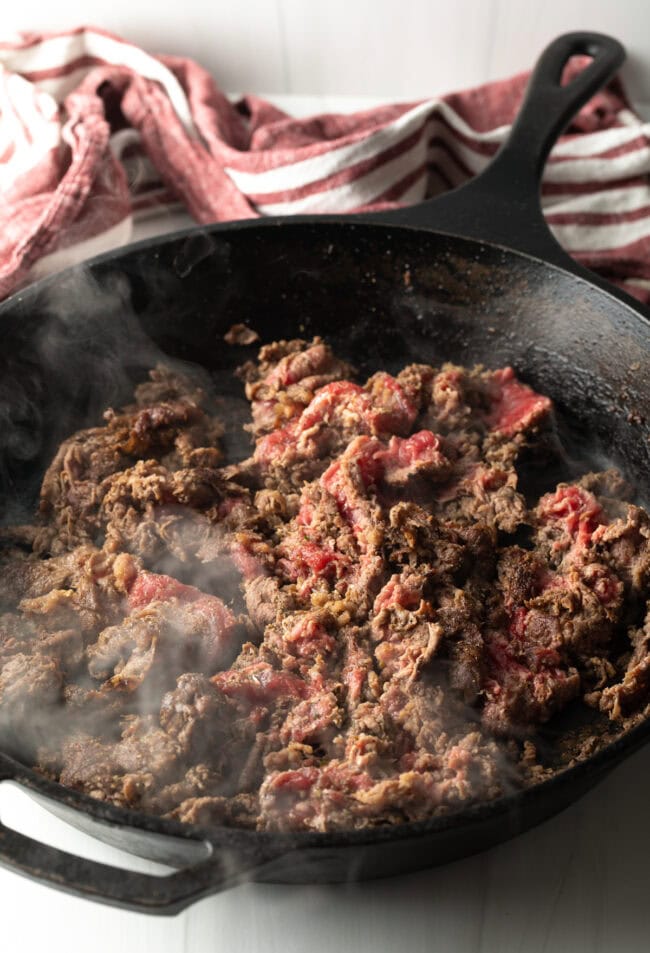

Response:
(376, 32), (625, 268)
(0, 758), (275, 914)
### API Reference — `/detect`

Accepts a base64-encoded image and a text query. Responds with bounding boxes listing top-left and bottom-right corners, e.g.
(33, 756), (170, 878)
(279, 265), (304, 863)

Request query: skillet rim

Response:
(1, 214), (650, 857)
(3, 212), (650, 324)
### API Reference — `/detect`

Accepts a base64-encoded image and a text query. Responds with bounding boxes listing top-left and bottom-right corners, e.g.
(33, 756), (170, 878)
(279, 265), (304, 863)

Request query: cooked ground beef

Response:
(2, 337), (650, 832)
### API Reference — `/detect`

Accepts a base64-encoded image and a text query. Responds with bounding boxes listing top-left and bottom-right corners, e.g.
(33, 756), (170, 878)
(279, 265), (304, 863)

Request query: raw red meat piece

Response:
(365, 372), (418, 435)
(279, 691), (341, 744)
(376, 431), (450, 485)
(277, 540), (350, 589)
(373, 574), (423, 613)
(538, 484), (607, 551)
(484, 367), (552, 436)
(320, 454), (379, 551)
(212, 663), (311, 705)
(283, 616), (337, 659)
(229, 541), (268, 581)
(127, 571), (207, 611)
(263, 342), (335, 390)
(254, 374), (417, 466)
(482, 622), (579, 734)
(126, 570), (238, 666)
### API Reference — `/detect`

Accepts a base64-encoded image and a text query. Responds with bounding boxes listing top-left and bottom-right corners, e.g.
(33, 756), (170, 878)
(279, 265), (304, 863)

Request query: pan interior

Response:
(3, 220), (649, 507)
(1, 219), (649, 795)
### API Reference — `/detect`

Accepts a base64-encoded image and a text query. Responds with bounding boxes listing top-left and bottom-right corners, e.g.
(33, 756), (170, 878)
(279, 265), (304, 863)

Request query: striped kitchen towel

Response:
(1, 26), (650, 302)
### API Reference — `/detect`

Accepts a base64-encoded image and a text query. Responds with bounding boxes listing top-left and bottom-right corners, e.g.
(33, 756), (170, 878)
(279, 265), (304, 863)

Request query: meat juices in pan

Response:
(1, 337), (650, 833)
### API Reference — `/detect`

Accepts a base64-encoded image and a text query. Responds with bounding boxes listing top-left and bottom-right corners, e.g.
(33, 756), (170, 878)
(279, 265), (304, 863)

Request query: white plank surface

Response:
(2, 742), (650, 952)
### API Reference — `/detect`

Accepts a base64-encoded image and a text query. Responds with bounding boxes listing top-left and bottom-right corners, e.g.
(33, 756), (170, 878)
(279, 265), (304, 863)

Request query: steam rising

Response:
(0, 258), (646, 872)
(0, 260), (250, 761)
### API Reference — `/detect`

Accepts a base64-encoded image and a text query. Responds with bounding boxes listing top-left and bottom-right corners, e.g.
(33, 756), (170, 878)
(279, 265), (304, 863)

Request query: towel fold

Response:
(1, 26), (650, 302)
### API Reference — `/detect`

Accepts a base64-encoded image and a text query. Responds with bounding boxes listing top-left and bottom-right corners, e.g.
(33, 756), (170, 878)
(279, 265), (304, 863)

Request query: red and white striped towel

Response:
(2, 26), (650, 302)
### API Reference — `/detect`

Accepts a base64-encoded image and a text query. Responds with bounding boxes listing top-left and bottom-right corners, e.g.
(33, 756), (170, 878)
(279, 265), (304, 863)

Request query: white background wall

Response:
(3, 0), (650, 111)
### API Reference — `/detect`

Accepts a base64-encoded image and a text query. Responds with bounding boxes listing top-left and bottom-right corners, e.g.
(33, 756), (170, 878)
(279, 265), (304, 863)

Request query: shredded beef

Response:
(33, 364), (225, 556)
(1, 341), (649, 831)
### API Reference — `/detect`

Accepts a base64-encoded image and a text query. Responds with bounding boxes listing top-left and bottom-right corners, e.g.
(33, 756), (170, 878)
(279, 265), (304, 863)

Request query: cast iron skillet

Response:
(0, 31), (648, 915)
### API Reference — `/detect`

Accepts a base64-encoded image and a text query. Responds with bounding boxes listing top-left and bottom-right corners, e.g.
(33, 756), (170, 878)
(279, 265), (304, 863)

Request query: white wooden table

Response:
(2, 92), (650, 952)
(2, 743), (649, 952)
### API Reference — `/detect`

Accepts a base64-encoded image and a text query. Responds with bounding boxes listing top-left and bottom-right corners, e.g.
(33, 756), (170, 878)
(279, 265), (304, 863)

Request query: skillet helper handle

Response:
(380, 32), (625, 267)
(0, 758), (267, 915)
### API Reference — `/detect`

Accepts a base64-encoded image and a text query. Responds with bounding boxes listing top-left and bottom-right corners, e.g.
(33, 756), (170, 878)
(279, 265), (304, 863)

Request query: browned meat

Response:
(242, 575), (296, 633)
(0, 652), (64, 756)
(0, 548), (137, 687)
(159, 673), (233, 757)
(593, 504), (650, 596)
(436, 463), (527, 533)
(34, 364), (224, 556)
(171, 792), (258, 827)
(131, 364), (212, 409)
(479, 539), (628, 735)
(99, 461), (237, 562)
(370, 572), (443, 684)
(422, 363), (552, 443)
(1, 338), (648, 832)
(56, 722), (184, 809)
(599, 603), (650, 718)
(0, 652), (63, 711)
(224, 323), (260, 346)
(259, 682), (505, 832)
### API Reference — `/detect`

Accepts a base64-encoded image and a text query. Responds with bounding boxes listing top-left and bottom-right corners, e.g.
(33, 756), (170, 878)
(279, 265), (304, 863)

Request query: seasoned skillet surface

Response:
(2, 268), (650, 834)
